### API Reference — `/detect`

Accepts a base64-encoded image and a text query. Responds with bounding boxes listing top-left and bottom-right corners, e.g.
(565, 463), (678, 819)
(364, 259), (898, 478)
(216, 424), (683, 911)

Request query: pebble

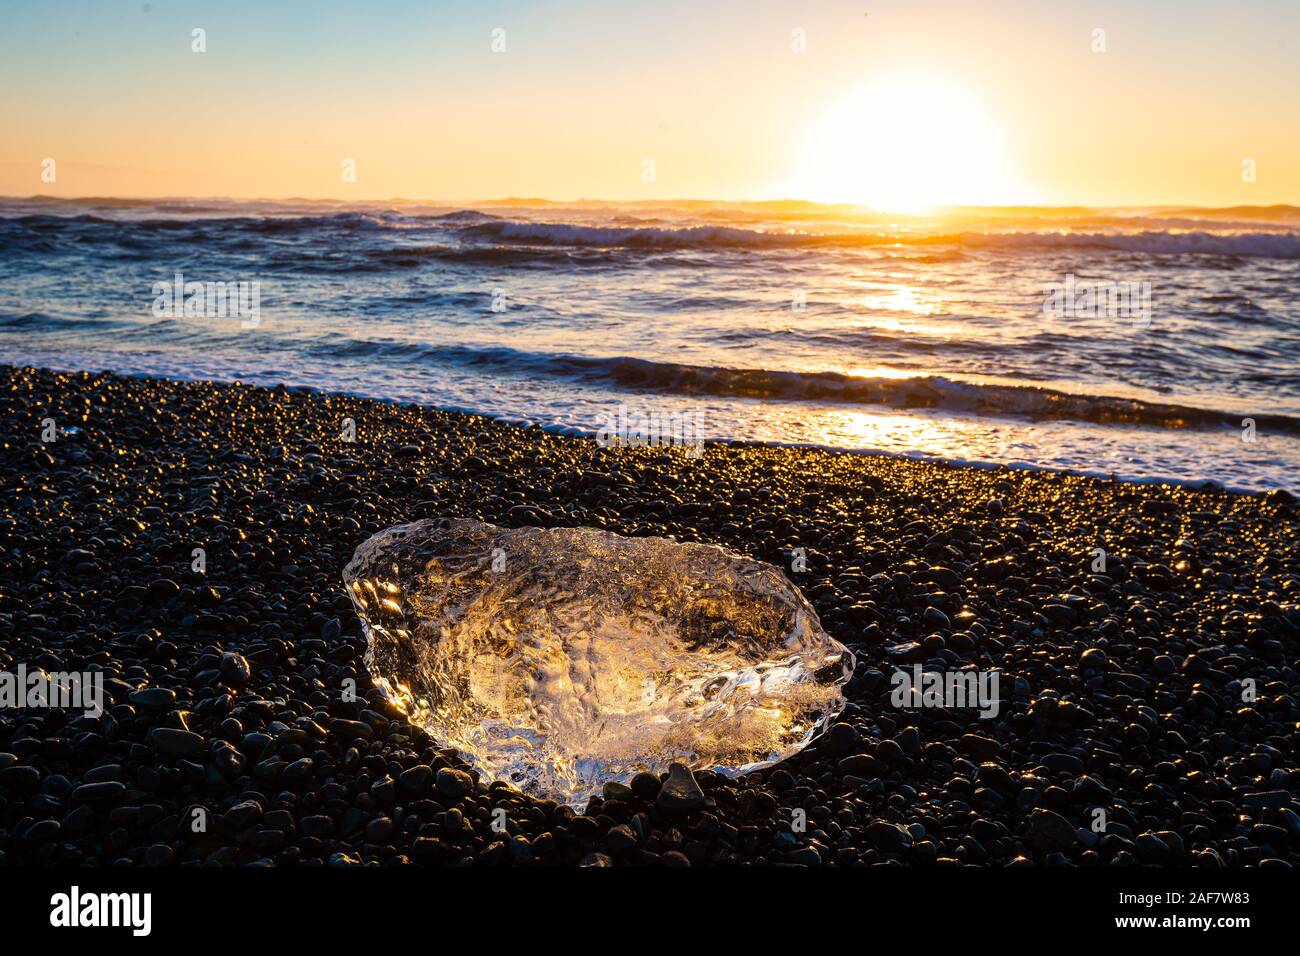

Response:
(71, 781), (126, 803)
(656, 763), (705, 813)
(866, 821), (913, 853)
(435, 767), (474, 799)
(922, 607), (951, 630)
(960, 734), (1001, 760)
(2, 366), (1293, 870)
(1080, 648), (1108, 669)
(128, 687), (177, 710)
(1025, 809), (1078, 853)
(150, 728), (205, 756)
(220, 652), (251, 685)
(606, 824), (638, 853)
(827, 722), (860, 754)
(0, 765), (41, 792)
(398, 765), (433, 794)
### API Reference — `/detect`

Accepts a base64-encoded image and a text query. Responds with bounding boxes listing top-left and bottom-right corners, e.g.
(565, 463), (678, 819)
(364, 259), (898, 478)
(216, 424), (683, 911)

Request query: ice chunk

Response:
(343, 518), (853, 806)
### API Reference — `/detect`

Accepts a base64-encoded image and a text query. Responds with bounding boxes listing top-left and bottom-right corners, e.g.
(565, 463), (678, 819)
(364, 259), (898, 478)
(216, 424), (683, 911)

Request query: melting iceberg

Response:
(343, 518), (853, 806)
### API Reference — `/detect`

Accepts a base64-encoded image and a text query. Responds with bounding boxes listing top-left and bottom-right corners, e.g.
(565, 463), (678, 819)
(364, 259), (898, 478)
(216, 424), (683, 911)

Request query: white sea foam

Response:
(2, 198), (1297, 491)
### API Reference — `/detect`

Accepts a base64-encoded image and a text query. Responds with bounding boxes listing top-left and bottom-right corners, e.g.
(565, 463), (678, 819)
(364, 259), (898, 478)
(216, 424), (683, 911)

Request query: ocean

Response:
(2, 196), (1297, 491)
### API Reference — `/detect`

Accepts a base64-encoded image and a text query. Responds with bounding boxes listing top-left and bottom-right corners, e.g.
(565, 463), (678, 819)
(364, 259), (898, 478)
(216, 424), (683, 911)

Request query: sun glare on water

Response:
(788, 74), (1028, 214)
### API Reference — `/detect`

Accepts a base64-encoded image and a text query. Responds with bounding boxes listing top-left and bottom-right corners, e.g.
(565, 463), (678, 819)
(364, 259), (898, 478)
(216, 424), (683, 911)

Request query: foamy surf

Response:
(1, 197), (1297, 491)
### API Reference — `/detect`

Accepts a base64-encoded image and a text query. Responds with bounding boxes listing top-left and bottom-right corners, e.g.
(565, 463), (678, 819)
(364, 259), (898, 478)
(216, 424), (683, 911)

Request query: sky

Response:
(1, 0), (1297, 208)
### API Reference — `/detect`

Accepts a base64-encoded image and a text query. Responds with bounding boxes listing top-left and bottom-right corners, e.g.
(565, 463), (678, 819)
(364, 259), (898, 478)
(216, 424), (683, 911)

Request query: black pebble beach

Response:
(2, 364), (1298, 867)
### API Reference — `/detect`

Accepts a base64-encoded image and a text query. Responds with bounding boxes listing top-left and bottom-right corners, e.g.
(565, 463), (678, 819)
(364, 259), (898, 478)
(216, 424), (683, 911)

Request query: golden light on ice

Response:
(789, 74), (1026, 213)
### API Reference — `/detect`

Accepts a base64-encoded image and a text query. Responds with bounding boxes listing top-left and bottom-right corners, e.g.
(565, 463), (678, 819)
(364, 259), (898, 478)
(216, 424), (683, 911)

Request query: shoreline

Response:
(1, 355), (1289, 497)
(2, 363), (1297, 867)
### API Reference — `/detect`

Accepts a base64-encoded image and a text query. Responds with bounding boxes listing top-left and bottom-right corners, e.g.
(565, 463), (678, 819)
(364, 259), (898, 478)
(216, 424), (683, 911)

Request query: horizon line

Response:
(8, 193), (1300, 214)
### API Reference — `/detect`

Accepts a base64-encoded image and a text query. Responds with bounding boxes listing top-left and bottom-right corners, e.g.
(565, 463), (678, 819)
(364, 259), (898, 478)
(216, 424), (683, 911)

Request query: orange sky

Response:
(2, 0), (1297, 208)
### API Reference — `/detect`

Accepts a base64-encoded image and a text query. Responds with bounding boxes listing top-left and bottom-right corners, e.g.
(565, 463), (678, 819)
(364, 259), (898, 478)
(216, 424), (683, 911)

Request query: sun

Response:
(787, 74), (1029, 214)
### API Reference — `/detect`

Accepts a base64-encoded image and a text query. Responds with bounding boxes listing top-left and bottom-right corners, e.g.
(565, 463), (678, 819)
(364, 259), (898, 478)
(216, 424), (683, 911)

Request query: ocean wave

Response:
(5, 206), (1299, 259)
(458, 221), (1300, 258)
(0, 311), (143, 335)
(429, 210), (503, 224)
(453, 220), (800, 249)
(0, 311), (59, 329)
(961, 230), (1300, 258)
(288, 339), (1300, 435)
(360, 243), (631, 269)
(560, 356), (1300, 433)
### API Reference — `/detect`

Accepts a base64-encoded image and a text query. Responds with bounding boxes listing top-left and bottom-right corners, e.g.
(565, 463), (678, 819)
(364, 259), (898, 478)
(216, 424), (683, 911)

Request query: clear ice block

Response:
(343, 518), (853, 806)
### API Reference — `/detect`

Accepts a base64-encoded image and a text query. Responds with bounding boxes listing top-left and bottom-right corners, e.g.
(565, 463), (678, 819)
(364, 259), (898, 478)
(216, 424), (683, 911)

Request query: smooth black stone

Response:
(71, 781), (126, 803)
(435, 768), (473, 799)
(150, 728), (205, 756)
(128, 687), (178, 710)
(656, 763), (705, 813)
